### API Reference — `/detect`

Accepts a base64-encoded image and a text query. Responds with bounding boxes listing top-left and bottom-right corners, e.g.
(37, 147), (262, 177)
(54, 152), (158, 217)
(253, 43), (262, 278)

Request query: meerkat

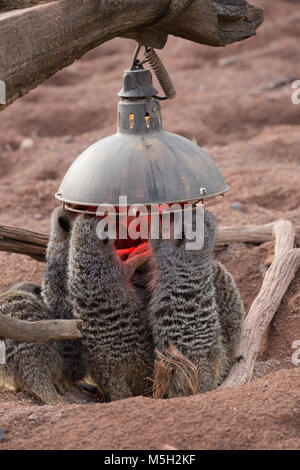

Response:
(149, 209), (229, 397)
(213, 260), (245, 366)
(41, 206), (85, 384)
(42, 206), (74, 316)
(0, 286), (68, 404)
(130, 232), (244, 374)
(68, 214), (154, 401)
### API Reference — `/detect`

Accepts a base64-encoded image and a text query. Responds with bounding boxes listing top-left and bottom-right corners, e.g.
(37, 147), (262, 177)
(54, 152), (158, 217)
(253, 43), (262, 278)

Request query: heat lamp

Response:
(56, 45), (229, 215)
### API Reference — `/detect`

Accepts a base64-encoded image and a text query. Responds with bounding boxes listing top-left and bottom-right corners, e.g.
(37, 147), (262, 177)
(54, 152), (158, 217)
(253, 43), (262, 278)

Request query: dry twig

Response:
(0, 313), (82, 343)
(152, 344), (200, 399)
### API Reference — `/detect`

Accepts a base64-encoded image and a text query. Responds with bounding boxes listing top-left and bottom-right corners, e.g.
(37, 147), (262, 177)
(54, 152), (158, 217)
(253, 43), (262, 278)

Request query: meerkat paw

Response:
(167, 372), (195, 398)
(18, 363), (68, 405)
(24, 379), (67, 405)
(93, 373), (134, 402)
(104, 378), (134, 402)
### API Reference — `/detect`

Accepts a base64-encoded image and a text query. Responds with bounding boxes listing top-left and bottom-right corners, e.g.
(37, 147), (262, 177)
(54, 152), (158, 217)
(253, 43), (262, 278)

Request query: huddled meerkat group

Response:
(0, 206), (244, 403)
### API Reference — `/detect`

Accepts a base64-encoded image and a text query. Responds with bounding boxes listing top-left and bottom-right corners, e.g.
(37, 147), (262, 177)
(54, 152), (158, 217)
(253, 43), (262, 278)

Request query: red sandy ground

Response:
(0, 0), (299, 450)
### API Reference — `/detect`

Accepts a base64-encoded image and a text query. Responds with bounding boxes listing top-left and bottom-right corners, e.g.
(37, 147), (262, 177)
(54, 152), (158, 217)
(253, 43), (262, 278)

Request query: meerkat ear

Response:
(58, 215), (72, 233)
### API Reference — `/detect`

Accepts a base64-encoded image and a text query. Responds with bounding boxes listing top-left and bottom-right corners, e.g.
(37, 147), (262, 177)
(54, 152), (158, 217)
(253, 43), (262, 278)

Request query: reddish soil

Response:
(0, 0), (299, 450)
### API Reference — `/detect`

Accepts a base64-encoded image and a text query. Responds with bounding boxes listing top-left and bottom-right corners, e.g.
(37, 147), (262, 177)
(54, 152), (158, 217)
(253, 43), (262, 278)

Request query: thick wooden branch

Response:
(0, 224), (48, 261)
(274, 220), (295, 259)
(0, 0), (263, 110)
(0, 313), (82, 342)
(216, 221), (300, 247)
(0, 1), (51, 10)
(0, 220), (299, 262)
(222, 221), (300, 388)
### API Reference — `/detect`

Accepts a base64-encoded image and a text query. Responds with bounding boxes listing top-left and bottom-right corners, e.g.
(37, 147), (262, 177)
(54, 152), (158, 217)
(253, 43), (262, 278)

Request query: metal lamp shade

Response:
(56, 68), (229, 208)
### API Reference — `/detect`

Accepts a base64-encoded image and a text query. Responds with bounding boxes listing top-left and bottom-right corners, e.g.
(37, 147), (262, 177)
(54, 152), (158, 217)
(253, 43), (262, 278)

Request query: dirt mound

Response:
(0, 369), (299, 450)
(0, 0), (299, 449)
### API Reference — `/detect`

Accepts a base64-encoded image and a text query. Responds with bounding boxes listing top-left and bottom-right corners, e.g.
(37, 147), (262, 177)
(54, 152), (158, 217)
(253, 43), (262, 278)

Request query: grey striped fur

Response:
(41, 206), (85, 383)
(128, 243), (156, 312)
(0, 287), (68, 404)
(68, 214), (153, 402)
(213, 261), (245, 365)
(149, 210), (228, 397)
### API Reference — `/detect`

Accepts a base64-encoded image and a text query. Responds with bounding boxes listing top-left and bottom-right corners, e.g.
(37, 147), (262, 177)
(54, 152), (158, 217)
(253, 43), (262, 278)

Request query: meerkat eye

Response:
(58, 215), (71, 233)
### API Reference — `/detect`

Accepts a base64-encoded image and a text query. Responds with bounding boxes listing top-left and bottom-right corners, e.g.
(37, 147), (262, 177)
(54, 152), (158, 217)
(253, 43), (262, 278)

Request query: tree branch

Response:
(0, 1), (52, 10)
(0, 0), (263, 110)
(221, 221), (300, 387)
(216, 220), (299, 247)
(0, 313), (82, 342)
(0, 224), (48, 261)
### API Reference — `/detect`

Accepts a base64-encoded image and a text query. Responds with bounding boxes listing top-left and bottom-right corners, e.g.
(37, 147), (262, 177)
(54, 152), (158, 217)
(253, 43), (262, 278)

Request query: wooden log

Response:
(0, 224), (48, 261)
(274, 220), (295, 258)
(0, 313), (82, 342)
(216, 220), (299, 247)
(0, 0), (263, 111)
(0, 1), (51, 10)
(221, 221), (300, 387)
(0, 220), (300, 262)
(257, 220), (295, 358)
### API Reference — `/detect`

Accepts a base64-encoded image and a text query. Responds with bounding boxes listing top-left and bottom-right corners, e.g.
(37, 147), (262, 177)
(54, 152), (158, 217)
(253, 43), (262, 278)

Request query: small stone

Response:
(218, 56), (237, 67)
(55, 410), (66, 419)
(4, 143), (13, 153)
(28, 413), (40, 421)
(33, 214), (43, 220)
(230, 202), (246, 212)
(63, 135), (73, 143)
(20, 138), (34, 150)
(0, 427), (5, 442)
